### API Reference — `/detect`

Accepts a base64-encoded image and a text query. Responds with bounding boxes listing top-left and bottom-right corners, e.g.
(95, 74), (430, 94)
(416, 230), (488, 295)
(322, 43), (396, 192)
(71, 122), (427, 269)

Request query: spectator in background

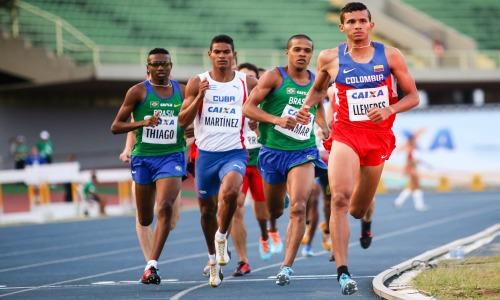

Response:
(432, 39), (445, 67)
(25, 146), (47, 166)
(394, 133), (428, 211)
(37, 130), (54, 164)
(83, 171), (106, 216)
(10, 135), (28, 169)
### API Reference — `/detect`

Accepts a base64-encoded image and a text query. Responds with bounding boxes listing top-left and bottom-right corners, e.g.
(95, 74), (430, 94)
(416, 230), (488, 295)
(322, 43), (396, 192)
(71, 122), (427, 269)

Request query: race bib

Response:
(274, 104), (314, 141)
(142, 116), (178, 144)
(202, 103), (242, 133)
(244, 129), (261, 149)
(347, 86), (389, 121)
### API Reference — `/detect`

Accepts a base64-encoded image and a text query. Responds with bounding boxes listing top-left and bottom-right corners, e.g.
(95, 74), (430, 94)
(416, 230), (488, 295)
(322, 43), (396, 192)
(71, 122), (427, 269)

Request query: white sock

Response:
(215, 229), (227, 240)
(208, 254), (216, 265)
(413, 189), (425, 209)
(146, 260), (157, 270)
(394, 188), (411, 206)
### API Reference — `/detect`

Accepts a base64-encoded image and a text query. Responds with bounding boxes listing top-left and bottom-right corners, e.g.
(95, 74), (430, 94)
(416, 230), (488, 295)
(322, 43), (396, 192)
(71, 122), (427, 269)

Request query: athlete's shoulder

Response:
(319, 48), (339, 61)
(384, 45), (408, 68)
(259, 67), (282, 87)
(127, 81), (147, 99)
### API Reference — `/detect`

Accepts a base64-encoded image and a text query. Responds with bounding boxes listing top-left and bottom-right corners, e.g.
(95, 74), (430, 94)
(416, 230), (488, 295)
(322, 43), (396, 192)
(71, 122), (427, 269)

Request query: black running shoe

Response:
(360, 231), (373, 249)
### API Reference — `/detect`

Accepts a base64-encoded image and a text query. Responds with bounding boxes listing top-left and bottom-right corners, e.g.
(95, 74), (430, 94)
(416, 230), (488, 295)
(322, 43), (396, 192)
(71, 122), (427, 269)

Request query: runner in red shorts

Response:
(296, 2), (420, 295)
(231, 63), (272, 277)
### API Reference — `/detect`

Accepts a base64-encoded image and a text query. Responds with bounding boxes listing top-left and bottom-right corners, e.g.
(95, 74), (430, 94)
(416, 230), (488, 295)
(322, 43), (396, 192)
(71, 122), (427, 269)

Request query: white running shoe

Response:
(209, 263), (223, 288)
(215, 237), (230, 265)
(202, 263), (210, 277)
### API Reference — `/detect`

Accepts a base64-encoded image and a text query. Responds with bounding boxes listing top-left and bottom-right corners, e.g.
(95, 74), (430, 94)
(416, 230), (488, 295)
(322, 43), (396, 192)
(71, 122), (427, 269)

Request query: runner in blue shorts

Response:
(179, 35), (258, 287)
(111, 48), (186, 285)
(243, 35), (330, 286)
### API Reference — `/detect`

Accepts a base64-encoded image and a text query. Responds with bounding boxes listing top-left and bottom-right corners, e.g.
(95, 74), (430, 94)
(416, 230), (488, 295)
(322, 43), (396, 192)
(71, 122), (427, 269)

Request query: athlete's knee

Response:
(331, 192), (350, 212)
(290, 201), (307, 219)
(349, 206), (367, 219)
(137, 214), (153, 227)
(156, 201), (173, 218)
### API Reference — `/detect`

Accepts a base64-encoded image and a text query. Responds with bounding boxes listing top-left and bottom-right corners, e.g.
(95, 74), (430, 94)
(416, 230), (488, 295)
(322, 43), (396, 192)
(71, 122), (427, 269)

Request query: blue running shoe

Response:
(269, 231), (283, 254)
(284, 194), (290, 209)
(338, 273), (358, 295)
(275, 266), (293, 286)
(301, 245), (314, 257)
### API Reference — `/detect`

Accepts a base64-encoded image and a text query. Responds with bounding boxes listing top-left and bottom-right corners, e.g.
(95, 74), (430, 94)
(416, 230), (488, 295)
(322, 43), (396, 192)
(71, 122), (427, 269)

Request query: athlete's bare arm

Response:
(111, 84), (160, 134)
(120, 131), (136, 163)
(243, 69), (296, 130)
(296, 48), (339, 125)
(178, 77), (208, 128)
(367, 47), (419, 123)
(314, 101), (330, 140)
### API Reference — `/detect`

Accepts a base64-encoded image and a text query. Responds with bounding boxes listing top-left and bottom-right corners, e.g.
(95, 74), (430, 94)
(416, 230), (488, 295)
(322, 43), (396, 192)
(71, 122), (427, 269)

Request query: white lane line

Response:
(0, 241), (255, 298)
(0, 236), (202, 273)
(0, 275), (376, 291)
(1, 204), (497, 298)
(170, 205), (498, 300)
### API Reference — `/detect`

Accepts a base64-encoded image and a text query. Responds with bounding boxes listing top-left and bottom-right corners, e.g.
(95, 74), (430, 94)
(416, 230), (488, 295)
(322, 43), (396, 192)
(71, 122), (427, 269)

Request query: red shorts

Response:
(241, 166), (265, 202)
(331, 124), (395, 166)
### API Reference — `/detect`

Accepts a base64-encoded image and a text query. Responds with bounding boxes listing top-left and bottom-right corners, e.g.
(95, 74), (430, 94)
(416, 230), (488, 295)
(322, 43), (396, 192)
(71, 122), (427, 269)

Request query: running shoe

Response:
(209, 263), (223, 288)
(301, 245), (314, 257)
(202, 262), (210, 277)
(268, 231), (283, 254)
(275, 266), (293, 286)
(359, 225), (373, 249)
(141, 266), (161, 285)
(319, 221), (331, 251)
(259, 238), (272, 260)
(232, 261), (251, 277)
(215, 236), (230, 265)
(338, 273), (358, 295)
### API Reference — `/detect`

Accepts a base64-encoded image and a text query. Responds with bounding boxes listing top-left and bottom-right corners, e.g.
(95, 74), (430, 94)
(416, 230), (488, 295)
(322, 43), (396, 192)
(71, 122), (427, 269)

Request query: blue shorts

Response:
(258, 146), (327, 184)
(131, 152), (186, 185)
(195, 149), (247, 200)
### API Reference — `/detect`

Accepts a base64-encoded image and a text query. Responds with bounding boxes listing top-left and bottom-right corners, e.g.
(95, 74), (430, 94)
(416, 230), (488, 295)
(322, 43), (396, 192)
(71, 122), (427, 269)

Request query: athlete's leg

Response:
(231, 191), (249, 264)
(149, 177), (182, 261)
(263, 180), (286, 254)
(409, 172), (426, 211)
(248, 169), (269, 241)
(253, 201), (270, 240)
(218, 171), (243, 234)
(328, 141), (360, 270)
(170, 191), (181, 230)
(281, 162), (315, 267)
(199, 195), (218, 255)
(264, 181), (287, 232)
(304, 182), (320, 247)
(349, 164), (384, 219)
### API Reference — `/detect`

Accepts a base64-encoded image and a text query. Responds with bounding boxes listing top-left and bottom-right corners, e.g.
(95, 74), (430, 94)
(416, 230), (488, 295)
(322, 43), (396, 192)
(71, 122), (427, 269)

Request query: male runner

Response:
(178, 35), (257, 287)
(111, 48), (186, 284)
(297, 2), (420, 295)
(243, 34), (329, 286)
(231, 63), (272, 277)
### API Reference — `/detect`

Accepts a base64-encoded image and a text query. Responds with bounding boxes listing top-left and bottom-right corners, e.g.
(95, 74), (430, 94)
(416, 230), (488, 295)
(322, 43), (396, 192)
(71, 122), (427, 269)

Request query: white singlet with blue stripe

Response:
(194, 70), (247, 151)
